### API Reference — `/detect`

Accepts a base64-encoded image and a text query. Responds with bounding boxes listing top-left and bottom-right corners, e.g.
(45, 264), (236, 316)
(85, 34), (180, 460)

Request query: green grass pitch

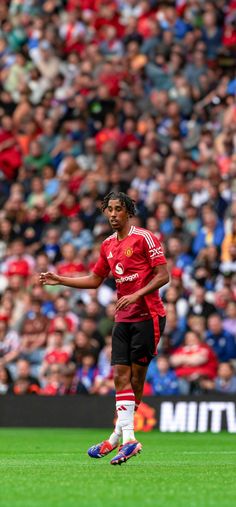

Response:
(0, 429), (235, 507)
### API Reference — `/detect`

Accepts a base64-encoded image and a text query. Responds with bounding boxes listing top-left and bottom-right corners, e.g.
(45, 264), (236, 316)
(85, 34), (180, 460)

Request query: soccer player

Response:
(39, 192), (169, 464)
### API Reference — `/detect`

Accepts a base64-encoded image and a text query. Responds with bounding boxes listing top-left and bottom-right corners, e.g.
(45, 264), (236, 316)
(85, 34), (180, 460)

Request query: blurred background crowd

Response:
(0, 0), (236, 397)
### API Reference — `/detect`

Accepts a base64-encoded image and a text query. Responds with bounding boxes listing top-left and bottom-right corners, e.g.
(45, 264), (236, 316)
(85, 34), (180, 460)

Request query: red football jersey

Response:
(92, 225), (167, 322)
(171, 343), (218, 380)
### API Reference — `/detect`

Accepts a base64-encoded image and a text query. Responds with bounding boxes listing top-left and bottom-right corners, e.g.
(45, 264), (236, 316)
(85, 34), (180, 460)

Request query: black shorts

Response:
(111, 315), (166, 367)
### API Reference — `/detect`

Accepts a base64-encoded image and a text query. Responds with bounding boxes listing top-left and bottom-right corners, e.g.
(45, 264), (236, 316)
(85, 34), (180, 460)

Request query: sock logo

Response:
(117, 406), (127, 411)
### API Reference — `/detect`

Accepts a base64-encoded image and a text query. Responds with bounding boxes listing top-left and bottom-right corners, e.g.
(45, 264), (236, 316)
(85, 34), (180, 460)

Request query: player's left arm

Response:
(116, 264), (169, 310)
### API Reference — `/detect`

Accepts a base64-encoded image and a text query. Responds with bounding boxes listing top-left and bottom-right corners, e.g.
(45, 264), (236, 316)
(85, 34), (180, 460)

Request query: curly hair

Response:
(101, 192), (136, 217)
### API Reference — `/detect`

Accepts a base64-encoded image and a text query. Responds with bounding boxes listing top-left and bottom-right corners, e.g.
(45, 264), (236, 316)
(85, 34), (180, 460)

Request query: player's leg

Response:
(88, 317), (166, 460)
(131, 362), (148, 412)
(109, 324), (143, 465)
(130, 315), (166, 408)
(88, 323), (131, 459)
(108, 364), (147, 445)
(110, 317), (166, 463)
(106, 365), (148, 445)
(107, 363), (131, 446)
(110, 320), (157, 460)
(109, 323), (136, 446)
(113, 363), (136, 443)
(110, 362), (142, 465)
(87, 369), (124, 459)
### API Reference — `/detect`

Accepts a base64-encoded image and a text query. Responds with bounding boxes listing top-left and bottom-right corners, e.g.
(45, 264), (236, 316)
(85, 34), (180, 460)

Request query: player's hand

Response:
(39, 272), (60, 286)
(116, 293), (139, 311)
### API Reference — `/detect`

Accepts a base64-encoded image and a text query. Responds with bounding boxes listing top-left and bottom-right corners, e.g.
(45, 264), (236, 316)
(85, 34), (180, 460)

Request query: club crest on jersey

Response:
(124, 247), (133, 257)
(115, 263), (124, 275)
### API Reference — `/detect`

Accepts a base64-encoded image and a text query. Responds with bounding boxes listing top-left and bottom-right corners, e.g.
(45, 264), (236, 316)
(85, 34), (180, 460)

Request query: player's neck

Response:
(117, 223), (131, 241)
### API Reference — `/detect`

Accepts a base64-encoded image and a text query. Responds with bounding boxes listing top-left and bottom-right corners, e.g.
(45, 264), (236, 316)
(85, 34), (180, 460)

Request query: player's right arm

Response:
(39, 241), (110, 290)
(39, 271), (103, 289)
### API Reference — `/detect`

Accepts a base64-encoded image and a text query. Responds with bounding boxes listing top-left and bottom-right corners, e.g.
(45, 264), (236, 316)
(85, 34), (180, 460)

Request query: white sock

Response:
(108, 419), (122, 447)
(115, 389), (135, 444)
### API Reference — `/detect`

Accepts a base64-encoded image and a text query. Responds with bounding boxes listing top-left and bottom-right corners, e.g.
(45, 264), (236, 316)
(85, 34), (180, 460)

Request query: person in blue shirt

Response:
(215, 362), (236, 394)
(192, 207), (224, 257)
(206, 313), (236, 362)
(201, 10), (222, 60)
(146, 355), (179, 396)
(60, 215), (93, 251)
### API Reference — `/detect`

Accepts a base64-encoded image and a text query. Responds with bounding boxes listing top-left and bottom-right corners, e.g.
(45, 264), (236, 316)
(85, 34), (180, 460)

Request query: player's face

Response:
(106, 199), (129, 231)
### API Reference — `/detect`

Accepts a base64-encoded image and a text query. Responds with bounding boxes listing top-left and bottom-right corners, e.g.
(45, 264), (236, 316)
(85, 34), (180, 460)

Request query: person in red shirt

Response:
(39, 191), (169, 464)
(170, 330), (218, 394)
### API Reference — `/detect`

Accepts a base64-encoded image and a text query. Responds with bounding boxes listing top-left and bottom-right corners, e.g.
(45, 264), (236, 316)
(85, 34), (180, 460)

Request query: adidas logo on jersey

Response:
(107, 251), (113, 259)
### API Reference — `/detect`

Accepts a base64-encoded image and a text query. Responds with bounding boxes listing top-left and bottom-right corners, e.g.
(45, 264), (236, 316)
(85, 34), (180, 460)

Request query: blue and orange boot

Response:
(88, 440), (118, 459)
(110, 440), (142, 465)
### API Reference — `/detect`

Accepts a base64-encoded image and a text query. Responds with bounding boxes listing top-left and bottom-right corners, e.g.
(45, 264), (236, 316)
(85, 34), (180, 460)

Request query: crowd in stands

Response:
(0, 0), (236, 397)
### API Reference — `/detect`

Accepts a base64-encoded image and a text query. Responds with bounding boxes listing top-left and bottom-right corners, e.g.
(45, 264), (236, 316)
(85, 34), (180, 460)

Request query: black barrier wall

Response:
(0, 396), (236, 432)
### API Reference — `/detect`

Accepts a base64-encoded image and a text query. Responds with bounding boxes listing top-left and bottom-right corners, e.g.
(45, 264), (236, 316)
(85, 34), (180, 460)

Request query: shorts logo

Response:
(139, 356), (148, 364)
(124, 247), (133, 257)
(115, 263), (124, 275)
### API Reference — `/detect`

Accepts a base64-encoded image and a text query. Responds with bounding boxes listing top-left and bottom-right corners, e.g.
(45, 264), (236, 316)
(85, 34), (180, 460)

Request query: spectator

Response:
(40, 364), (63, 396)
(96, 334), (112, 379)
(20, 207), (44, 254)
(162, 304), (185, 352)
(187, 315), (206, 339)
(76, 352), (98, 392)
(56, 243), (86, 277)
(72, 330), (97, 367)
(24, 140), (52, 173)
(193, 208), (225, 257)
(201, 7), (223, 60)
(98, 303), (116, 338)
(2, 238), (35, 277)
(0, 318), (20, 365)
(80, 317), (104, 351)
(92, 335), (115, 395)
(11, 377), (40, 395)
(0, 115), (22, 181)
(58, 362), (88, 395)
(26, 176), (49, 209)
(222, 301), (236, 337)
(49, 295), (79, 334)
(60, 216), (93, 252)
(40, 227), (61, 263)
(221, 217), (236, 272)
(0, 364), (12, 394)
(166, 236), (193, 272)
(21, 298), (49, 345)
(204, 362), (236, 394)
(14, 358), (40, 388)
(187, 284), (216, 319)
(215, 362), (236, 394)
(146, 355), (179, 396)
(40, 330), (72, 381)
(170, 330), (218, 394)
(206, 314), (236, 362)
